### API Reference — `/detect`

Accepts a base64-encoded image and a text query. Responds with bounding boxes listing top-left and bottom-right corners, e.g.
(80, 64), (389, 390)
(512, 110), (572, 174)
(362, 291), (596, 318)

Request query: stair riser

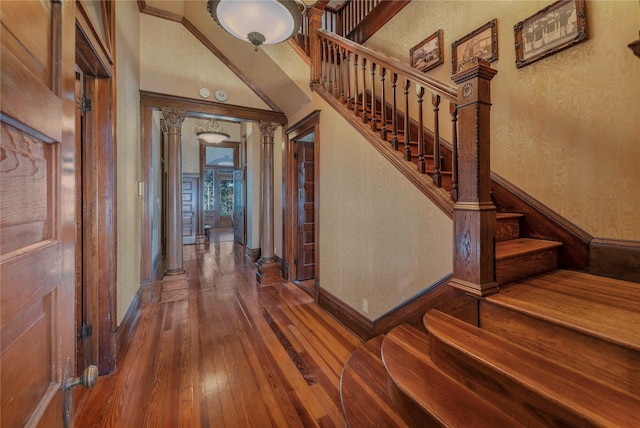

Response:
(386, 380), (445, 428)
(479, 301), (640, 396)
(428, 335), (604, 428)
(496, 219), (520, 241)
(496, 248), (557, 284)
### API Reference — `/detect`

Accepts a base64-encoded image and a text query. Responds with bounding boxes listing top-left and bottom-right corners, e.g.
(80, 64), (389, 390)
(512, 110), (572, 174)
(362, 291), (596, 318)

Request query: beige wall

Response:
(139, 14), (271, 111)
(115, 1), (142, 324)
(317, 97), (453, 319)
(367, 1), (640, 240)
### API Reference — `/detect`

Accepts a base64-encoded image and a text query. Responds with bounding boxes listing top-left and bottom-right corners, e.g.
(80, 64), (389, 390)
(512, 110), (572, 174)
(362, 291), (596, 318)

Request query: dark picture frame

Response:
(514, 0), (587, 68)
(452, 19), (498, 74)
(410, 29), (444, 72)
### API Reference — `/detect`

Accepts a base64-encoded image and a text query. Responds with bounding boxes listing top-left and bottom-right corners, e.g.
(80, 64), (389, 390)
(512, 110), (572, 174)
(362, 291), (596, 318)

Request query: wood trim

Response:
(137, 1), (284, 114)
(490, 173), (591, 271)
(371, 274), (478, 334)
(245, 246), (261, 261)
(317, 288), (374, 340)
(116, 287), (142, 360)
(75, 0), (114, 77)
(312, 81), (455, 219)
(140, 91), (286, 124)
(140, 103), (153, 284)
(284, 110), (321, 289)
(590, 238), (640, 283)
(347, 0), (411, 45)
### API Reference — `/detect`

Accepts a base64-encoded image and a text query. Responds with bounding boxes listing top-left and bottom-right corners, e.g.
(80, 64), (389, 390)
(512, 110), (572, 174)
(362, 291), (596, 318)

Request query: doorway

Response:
(285, 111), (320, 298)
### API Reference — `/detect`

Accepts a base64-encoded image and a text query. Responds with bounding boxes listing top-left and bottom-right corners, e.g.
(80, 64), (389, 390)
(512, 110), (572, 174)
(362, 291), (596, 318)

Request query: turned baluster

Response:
(328, 42), (335, 93)
(391, 73), (398, 151)
(380, 68), (387, 140)
(416, 85), (426, 174)
(340, 48), (351, 104)
(432, 94), (442, 187)
(353, 54), (360, 116)
(361, 57), (368, 123)
(450, 103), (459, 201)
(321, 38), (328, 88)
(370, 62), (377, 131)
(344, 48), (351, 107)
(403, 79), (411, 161)
(333, 43), (340, 98)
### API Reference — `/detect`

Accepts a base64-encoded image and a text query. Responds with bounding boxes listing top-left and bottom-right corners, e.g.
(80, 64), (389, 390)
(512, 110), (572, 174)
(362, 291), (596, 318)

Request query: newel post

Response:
(308, 6), (324, 84)
(448, 59), (499, 297)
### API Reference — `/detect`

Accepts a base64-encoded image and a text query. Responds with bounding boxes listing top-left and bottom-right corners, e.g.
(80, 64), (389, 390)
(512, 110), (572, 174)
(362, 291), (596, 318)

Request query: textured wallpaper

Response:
(367, 1), (640, 240)
(317, 98), (453, 320)
(139, 14), (271, 111)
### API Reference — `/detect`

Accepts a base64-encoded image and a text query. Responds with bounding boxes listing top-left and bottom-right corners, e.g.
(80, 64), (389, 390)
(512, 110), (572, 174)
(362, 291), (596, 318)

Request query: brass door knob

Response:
(65, 365), (98, 390)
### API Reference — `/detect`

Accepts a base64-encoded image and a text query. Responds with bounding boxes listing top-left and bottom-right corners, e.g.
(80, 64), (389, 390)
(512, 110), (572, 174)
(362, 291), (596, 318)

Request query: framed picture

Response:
(514, 0), (587, 68)
(452, 19), (498, 73)
(410, 30), (444, 73)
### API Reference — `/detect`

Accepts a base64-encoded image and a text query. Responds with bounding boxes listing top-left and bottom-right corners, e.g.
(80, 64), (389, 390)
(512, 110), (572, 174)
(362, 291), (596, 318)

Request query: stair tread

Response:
(496, 212), (524, 220)
(425, 310), (640, 427)
(487, 271), (640, 350)
(341, 336), (408, 428)
(382, 324), (524, 428)
(496, 238), (562, 261)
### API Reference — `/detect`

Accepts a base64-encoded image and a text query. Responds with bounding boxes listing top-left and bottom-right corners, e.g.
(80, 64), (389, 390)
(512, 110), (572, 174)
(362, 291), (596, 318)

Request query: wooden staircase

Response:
(342, 270), (640, 427)
(337, 179), (639, 425)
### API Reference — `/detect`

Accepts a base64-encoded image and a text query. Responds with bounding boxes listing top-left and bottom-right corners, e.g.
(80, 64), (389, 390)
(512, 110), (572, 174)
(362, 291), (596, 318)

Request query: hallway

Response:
(75, 229), (362, 427)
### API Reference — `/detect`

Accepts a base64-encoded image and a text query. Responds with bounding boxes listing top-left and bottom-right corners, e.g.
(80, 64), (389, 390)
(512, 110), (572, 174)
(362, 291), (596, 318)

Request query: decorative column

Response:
(256, 122), (281, 287)
(162, 108), (187, 300)
(448, 58), (499, 297)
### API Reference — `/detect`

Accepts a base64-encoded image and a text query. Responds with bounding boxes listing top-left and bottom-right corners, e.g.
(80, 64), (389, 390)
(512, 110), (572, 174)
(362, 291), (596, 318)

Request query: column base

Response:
(448, 277), (499, 297)
(161, 270), (189, 302)
(256, 259), (281, 287)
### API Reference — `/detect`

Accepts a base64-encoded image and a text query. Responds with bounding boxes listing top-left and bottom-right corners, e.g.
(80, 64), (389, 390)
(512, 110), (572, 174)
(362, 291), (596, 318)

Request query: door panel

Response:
(297, 141), (315, 280)
(182, 176), (198, 245)
(1, 1), (74, 426)
(233, 170), (245, 244)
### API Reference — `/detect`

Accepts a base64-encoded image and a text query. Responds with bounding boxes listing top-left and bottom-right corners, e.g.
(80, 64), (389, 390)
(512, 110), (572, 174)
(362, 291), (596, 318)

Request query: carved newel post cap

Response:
(451, 57), (497, 84)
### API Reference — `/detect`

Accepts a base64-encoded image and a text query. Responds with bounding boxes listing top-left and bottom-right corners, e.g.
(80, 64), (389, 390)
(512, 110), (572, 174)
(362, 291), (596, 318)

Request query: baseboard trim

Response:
(317, 288), (374, 340)
(317, 274), (479, 341)
(590, 238), (640, 283)
(245, 246), (261, 262)
(116, 287), (143, 360)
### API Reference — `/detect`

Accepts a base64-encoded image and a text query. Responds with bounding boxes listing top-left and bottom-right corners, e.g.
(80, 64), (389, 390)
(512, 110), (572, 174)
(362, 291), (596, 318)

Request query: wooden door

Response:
(233, 170), (245, 244)
(182, 175), (198, 245)
(1, 1), (76, 426)
(297, 142), (316, 280)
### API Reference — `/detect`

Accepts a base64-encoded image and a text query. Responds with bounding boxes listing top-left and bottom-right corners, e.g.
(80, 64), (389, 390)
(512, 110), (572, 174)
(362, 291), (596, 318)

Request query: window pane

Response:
(203, 169), (215, 211)
(220, 179), (234, 215)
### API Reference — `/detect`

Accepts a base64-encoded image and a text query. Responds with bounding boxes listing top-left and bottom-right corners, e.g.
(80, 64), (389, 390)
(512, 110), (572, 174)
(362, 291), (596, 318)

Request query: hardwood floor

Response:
(75, 229), (362, 427)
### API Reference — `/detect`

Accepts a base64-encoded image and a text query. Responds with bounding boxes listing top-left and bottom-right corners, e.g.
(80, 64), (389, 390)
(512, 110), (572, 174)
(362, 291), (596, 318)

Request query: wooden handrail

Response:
(318, 29), (457, 102)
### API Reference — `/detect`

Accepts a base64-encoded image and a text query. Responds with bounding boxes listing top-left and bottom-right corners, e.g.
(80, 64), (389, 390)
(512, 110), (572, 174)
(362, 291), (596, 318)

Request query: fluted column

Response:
(256, 122), (281, 286)
(162, 108), (186, 277)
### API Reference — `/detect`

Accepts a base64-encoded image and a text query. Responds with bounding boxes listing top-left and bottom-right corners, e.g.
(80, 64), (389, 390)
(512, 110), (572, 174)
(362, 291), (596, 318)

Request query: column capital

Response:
(259, 122), (278, 143)
(161, 108), (186, 129)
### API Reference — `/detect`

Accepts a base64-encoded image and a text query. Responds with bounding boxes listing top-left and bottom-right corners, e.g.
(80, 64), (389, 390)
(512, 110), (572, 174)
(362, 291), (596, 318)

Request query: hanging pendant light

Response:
(207, 0), (305, 51)
(195, 118), (230, 144)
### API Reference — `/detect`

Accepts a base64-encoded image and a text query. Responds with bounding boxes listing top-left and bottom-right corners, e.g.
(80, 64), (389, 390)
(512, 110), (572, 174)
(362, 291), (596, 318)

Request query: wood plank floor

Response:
(75, 229), (362, 427)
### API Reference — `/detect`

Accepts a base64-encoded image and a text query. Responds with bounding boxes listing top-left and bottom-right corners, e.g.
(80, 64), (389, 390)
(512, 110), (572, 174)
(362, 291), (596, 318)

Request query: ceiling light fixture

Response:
(207, 0), (308, 51)
(195, 118), (230, 144)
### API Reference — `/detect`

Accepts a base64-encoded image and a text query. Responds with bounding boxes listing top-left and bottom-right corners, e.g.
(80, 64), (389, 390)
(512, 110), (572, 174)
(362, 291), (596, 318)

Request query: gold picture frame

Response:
(410, 29), (444, 73)
(452, 19), (498, 74)
(514, 0), (587, 68)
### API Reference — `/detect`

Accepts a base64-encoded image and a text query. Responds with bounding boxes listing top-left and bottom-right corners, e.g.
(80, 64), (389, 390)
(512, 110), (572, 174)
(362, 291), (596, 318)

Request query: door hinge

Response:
(293, 152), (298, 160)
(81, 96), (92, 112)
(294, 257), (298, 266)
(77, 323), (93, 341)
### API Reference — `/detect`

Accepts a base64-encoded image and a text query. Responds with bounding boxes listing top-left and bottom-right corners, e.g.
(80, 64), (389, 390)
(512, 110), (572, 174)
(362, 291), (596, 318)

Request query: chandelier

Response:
(194, 118), (230, 144)
(207, 0), (308, 50)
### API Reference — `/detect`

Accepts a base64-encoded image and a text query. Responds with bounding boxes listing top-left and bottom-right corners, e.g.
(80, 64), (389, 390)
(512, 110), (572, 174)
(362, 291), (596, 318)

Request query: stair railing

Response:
(310, 27), (500, 297)
(315, 28), (458, 195)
